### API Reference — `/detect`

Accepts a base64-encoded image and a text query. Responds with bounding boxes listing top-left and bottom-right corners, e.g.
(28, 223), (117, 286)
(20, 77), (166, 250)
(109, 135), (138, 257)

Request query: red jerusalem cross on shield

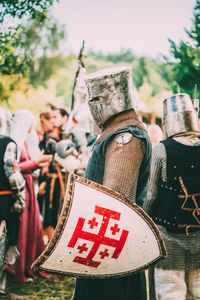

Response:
(31, 174), (167, 278)
(67, 205), (129, 268)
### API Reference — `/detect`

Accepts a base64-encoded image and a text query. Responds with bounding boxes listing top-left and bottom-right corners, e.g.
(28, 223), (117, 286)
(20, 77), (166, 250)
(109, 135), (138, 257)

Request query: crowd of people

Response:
(0, 104), (96, 298)
(0, 65), (200, 300)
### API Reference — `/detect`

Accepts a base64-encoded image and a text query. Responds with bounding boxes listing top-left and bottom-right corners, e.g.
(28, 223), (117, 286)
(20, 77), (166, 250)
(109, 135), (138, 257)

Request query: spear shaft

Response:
(71, 40), (85, 111)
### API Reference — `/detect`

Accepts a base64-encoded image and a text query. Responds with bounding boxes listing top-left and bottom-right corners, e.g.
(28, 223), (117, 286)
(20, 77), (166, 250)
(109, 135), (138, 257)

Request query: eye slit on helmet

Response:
(89, 96), (103, 103)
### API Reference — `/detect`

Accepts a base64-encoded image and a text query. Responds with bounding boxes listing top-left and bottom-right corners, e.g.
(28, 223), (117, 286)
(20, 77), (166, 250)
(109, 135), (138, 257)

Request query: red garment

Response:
(14, 142), (49, 283)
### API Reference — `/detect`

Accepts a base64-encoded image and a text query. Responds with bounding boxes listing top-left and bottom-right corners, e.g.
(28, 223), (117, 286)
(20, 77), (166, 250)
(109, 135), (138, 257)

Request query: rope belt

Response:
(46, 173), (58, 179)
(46, 173), (58, 208)
(46, 167), (65, 208)
(178, 176), (200, 236)
(55, 163), (66, 201)
(0, 191), (13, 195)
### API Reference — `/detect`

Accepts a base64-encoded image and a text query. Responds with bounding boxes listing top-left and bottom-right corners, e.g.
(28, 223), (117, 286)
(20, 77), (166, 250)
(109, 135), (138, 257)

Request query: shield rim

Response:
(32, 173), (167, 278)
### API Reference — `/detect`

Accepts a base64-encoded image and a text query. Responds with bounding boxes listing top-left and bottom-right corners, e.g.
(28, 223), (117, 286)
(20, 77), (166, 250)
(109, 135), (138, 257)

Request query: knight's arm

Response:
(103, 133), (145, 204)
(4, 142), (26, 211)
(143, 143), (166, 215)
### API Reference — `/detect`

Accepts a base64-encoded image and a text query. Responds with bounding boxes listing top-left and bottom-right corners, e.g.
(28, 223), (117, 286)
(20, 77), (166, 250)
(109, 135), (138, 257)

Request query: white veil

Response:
(10, 109), (38, 161)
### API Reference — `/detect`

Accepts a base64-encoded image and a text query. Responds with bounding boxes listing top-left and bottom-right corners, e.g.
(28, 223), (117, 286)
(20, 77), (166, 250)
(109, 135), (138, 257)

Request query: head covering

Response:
(162, 93), (199, 138)
(26, 128), (40, 160)
(85, 66), (138, 128)
(10, 109), (37, 161)
(0, 107), (12, 135)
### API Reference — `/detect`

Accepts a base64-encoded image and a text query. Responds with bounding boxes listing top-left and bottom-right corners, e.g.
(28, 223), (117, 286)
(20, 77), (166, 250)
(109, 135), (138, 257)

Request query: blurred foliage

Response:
(0, 19), (66, 76)
(168, 0), (200, 99)
(2, 0), (200, 121)
(87, 50), (172, 110)
(0, 49), (173, 118)
(0, 0), (57, 22)
(25, 18), (66, 87)
(0, 0), (64, 76)
(0, 0), (174, 119)
(88, 49), (135, 63)
(0, 26), (31, 75)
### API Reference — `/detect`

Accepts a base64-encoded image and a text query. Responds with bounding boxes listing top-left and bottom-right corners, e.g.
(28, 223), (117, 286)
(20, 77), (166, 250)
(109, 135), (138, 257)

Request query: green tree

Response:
(87, 49), (135, 63)
(0, 0), (56, 23)
(168, 0), (200, 98)
(24, 18), (66, 87)
(0, 0), (60, 76)
(132, 57), (148, 88)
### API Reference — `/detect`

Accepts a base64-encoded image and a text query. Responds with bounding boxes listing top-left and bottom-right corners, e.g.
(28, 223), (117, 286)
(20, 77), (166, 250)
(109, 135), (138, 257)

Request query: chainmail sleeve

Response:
(4, 142), (25, 196)
(143, 143), (167, 215)
(103, 134), (146, 203)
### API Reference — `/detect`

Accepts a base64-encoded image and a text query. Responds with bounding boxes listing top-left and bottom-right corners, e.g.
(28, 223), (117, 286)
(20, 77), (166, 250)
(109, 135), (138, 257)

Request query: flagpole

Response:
(65, 41), (85, 131)
(71, 40), (85, 111)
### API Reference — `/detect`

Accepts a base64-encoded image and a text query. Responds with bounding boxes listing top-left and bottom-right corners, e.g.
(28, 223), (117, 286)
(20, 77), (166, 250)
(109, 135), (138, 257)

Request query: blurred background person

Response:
(38, 111), (55, 147)
(147, 124), (163, 146)
(10, 109), (52, 283)
(147, 123), (163, 299)
(51, 107), (69, 132)
(38, 102), (96, 241)
(38, 108), (64, 242)
(38, 111), (56, 224)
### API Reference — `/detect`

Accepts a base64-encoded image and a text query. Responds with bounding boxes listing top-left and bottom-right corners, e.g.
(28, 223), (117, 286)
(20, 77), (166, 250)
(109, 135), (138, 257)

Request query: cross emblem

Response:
(77, 243), (88, 254)
(99, 249), (109, 259)
(110, 223), (120, 235)
(67, 205), (129, 268)
(88, 217), (98, 229)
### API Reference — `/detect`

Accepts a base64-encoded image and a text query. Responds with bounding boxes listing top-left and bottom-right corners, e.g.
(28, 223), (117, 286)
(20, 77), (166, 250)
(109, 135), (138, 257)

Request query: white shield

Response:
(32, 173), (166, 278)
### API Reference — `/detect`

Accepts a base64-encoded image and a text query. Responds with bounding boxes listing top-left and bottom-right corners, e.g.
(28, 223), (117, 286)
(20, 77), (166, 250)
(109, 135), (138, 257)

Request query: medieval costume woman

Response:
(10, 109), (51, 283)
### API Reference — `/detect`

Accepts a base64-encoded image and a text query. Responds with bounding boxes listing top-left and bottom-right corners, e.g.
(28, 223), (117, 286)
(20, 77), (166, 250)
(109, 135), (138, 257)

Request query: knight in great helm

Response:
(143, 93), (200, 299)
(73, 66), (152, 300)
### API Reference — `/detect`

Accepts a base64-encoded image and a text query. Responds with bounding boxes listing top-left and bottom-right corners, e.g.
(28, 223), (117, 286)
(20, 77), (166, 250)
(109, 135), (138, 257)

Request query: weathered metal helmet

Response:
(85, 66), (138, 128)
(56, 139), (78, 158)
(162, 93), (199, 138)
(0, 107), (12, 135)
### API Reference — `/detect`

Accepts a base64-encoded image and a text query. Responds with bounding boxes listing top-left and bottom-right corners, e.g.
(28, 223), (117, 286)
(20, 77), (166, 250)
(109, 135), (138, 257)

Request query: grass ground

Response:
(9, 271), (150, 299)
(9, 275), (75, 299)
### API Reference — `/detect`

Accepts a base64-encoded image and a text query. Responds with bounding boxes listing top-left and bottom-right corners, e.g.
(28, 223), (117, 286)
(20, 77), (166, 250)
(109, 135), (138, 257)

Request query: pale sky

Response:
(51, 0), (196, 59)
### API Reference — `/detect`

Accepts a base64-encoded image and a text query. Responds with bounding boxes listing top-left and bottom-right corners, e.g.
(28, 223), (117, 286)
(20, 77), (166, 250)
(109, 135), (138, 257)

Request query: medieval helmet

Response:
(56, 139), (78, 158)
(0, 107), (12, 135)
(85, 66), (138, 128)
(162, 93), (199, 138)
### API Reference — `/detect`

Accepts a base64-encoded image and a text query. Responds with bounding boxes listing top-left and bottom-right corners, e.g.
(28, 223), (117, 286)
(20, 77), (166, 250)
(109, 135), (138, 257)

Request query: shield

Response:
(32, 174), (166, 278)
